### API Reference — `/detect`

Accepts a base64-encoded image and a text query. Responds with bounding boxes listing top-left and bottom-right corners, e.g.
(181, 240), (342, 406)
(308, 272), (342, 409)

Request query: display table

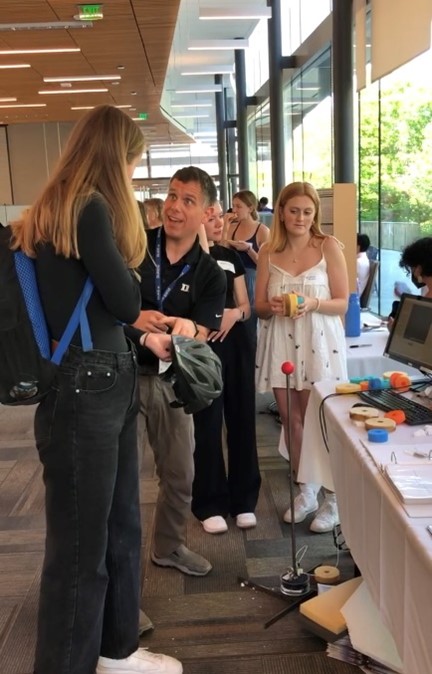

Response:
(277, 328), (420, 459)
(298, 381), (432, 674)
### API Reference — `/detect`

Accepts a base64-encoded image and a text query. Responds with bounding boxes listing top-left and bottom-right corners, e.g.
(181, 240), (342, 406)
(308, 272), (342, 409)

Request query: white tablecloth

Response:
(298, 381), (432, 674)
(278, 328), (420, 459)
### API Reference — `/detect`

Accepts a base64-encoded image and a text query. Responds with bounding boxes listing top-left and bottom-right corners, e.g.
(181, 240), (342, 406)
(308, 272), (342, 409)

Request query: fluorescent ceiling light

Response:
(0, 64), (31, 69)
(181, 65), (234, 76)
(0, 97), (17, 102)
(71, 106), (95, 110)
(199, 6), (271, 20)
(0, 48), (80, 55)
(44, 75), (121, 83)
(174, 114), (209, 119)
(175, 86), (222, 94)
(39, 88), (108, 94)
(188, 39), (249, 50)
(296, 86), (320, 91)
(0, 103), (46, 108)
(171, 103), (212, 108)
(115, 105), (132, 109)
(0, 21), (91, 30)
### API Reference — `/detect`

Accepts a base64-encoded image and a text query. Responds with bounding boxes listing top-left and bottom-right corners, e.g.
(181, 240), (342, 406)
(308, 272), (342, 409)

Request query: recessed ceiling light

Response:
(175, 86), (222, 94)
(0, 103), (47, 108)
(0, 21), (91, 30)
(171, 103), (212, 108)
(43, 75), (121, 83)
(0, 48), (81, 55)
(174, 114), (210, 119)
(115, 105), (132, 109)
(38, 88), (108, 94)
(199, 7), (271, 20)
(188, 39), (249, 50)
(181, 65), (234, 76)
(71, 106), (95, 110)
(0, 97), (17, 102)
(0, 64), (31, 69)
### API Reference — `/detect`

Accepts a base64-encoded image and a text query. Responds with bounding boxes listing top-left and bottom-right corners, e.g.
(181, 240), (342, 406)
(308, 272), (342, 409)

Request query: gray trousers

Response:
(137, 375), (195, 557)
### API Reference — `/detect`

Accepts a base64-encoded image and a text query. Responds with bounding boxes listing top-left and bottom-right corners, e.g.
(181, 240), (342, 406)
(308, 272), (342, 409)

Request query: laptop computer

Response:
(384, 293), (432, 376)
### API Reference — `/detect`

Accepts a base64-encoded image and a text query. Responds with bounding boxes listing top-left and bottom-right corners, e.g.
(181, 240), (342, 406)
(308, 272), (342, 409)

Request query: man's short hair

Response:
(170, 166), (217, 206)
(357, 233), (370, 252)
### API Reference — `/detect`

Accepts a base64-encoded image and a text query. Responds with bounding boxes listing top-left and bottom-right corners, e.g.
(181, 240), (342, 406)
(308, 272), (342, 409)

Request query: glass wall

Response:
(284, 49), (333, 188)
(358, 48), (432, 315)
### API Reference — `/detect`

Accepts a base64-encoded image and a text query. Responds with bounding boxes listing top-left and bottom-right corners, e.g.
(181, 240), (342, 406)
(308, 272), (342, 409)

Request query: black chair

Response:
(360, 259), (380, 309)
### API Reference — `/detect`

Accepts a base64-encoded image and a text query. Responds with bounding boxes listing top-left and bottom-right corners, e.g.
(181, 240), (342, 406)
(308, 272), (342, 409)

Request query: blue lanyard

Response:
(155, 227), (191, 312)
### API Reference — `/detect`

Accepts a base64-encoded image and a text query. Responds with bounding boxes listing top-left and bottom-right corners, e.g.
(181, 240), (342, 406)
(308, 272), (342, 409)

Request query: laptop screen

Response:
(384, 293), (432, 374)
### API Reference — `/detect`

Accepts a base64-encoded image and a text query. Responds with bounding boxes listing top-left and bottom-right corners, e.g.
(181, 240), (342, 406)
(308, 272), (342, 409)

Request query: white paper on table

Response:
(341, 581), (404, 673)
(360, 441), (432, 472)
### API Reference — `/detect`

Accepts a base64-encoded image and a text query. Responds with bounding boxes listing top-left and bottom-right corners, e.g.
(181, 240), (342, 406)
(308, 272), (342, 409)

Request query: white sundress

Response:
(256, 255), (348, 392)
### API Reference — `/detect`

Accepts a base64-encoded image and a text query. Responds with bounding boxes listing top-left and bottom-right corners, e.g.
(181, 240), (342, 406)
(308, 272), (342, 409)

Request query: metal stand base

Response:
(238, 575), (316, 628)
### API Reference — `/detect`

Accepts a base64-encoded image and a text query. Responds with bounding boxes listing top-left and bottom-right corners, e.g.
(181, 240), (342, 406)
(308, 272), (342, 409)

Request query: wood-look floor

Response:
(0, 396), (360, 674)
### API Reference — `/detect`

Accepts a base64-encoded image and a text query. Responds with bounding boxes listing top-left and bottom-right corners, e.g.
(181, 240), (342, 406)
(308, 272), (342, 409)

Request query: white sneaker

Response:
(310, 494), (339, 533)
(201, 515), (228, 534)
(283, 490), (318, 524)
(235, 512), (257, 529)
(97, 647), (182, 674)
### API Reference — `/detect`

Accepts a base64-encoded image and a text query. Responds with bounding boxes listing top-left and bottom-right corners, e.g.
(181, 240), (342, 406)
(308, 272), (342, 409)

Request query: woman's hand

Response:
(229, 240), (252, 253)
(145, 333), (172, 361)
(269, 295), (285, 316)
(208, 308), (239, 342)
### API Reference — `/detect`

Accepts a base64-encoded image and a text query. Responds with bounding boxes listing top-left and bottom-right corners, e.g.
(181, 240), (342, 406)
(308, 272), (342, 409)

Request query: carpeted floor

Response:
(0, 396), (360, 673)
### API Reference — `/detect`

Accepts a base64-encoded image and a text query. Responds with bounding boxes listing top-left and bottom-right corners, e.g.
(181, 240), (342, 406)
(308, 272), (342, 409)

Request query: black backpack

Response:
(0, 226), (93, 406)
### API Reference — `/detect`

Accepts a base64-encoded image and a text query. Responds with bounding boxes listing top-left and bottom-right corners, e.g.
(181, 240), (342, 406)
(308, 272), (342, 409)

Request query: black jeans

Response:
(33, 345), (141, 674)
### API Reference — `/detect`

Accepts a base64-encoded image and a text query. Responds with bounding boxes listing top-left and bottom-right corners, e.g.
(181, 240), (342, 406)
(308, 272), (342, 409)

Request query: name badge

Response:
(217, 260), (235, 274)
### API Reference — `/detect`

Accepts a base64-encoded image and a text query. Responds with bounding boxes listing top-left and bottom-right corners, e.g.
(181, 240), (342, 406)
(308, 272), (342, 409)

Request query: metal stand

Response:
(238, 360), (316, 627)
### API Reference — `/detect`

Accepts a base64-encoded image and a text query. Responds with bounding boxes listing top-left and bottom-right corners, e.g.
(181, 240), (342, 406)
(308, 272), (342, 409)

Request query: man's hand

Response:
(164, 316), (197, 338)
(133, 310), (169, 333)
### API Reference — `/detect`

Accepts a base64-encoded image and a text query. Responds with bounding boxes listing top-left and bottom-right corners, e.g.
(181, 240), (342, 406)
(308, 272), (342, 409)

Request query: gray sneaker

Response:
(139, 609), (154, 635)
(151, 544), (212, 576)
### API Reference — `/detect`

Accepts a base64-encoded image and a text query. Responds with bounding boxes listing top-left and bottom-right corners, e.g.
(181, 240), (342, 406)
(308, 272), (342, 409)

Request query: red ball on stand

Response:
(281, 361), (295, 376)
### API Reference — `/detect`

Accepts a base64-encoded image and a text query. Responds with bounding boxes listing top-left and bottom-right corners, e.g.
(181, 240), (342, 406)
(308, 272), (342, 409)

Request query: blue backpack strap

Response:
(51, 277), (94, 364)
(14, 251), (52, 359)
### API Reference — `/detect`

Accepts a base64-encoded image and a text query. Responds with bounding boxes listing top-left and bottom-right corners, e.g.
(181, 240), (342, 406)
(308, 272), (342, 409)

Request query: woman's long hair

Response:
(11, 105), (147, 269)
(268, 181), (324, 253)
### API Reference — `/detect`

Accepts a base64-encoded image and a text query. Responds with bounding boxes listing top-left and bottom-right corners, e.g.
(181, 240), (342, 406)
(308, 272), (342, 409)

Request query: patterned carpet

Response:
(0, 397), (360, 673)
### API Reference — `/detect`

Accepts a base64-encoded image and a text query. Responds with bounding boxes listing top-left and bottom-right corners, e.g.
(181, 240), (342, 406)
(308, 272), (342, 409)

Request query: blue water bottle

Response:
(345, 292), (361, 337)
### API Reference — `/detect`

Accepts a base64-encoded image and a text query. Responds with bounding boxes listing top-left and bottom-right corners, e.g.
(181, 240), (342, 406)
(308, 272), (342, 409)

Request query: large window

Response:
(284, 49), (333, 188)
(281, 0), (332, 55)
(358, 49), (432, 315)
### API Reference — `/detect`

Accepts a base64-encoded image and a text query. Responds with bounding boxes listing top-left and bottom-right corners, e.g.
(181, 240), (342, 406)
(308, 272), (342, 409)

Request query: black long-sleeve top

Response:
(35, 194), (141, 352)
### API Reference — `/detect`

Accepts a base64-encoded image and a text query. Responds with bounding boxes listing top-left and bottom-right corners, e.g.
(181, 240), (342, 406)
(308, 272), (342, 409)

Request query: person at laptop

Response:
(388, 237), (432, 329)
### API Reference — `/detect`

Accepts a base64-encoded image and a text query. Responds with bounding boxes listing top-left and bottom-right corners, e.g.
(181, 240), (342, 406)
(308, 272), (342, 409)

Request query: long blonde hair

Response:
(268, 181), (325, 253)
(11, 105), (147, 269)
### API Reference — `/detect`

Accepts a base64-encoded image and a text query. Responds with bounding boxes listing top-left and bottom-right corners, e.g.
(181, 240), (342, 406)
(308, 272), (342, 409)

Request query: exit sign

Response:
(138, 112), (148, 120)
(78, 4), (104, 20)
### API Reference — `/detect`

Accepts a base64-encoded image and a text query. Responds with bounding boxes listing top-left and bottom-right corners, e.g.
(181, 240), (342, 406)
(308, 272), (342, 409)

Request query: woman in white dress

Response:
(255, 182), (349, 533)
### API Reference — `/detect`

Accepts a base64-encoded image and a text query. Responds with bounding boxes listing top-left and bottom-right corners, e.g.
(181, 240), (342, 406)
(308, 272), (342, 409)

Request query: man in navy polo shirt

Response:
(126, 167), (226, 584)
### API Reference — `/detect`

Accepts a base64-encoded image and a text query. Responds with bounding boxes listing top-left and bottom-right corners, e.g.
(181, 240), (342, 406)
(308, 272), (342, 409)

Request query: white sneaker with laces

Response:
(309, 494), (339, 533)
(283, 487), (319, 524)
(96, 647), (182, 674)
